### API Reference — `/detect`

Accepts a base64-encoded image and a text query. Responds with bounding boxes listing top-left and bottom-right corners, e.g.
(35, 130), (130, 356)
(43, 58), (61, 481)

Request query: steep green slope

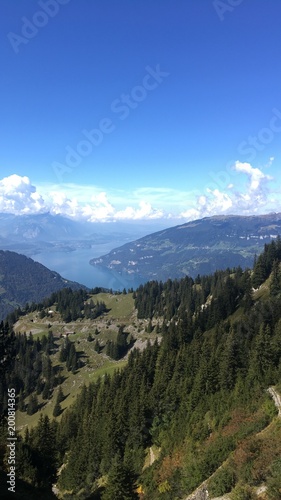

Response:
(0, 250), (86, 320)
(1, 240), (281, 499)
(91, 213), (281, 283)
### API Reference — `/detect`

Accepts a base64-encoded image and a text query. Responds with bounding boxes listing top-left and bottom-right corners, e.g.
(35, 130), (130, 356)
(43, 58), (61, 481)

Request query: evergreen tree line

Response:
(59, 336), (79, 372)
(1, 240), (281, 498)
(51, 288), (106, 323)
(105, 326), (135, 360)
(0, 329), (60, 416)
(252, 236), (281, 287)
(52, 289), (281, 497)
(5, 287), (107, 326)
(13, 245), (279, 497)
(134, 239), (281, 324)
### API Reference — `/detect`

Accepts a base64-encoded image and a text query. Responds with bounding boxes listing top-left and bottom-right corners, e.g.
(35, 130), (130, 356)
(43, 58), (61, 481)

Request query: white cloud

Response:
(114, 201), (164, 220)
(0, 174), (46, 214)
(233, 161), (272, 191)
(0, 174), (165, 222)
(181, 188), (233, 220)
(0, 161), (279, 223)
(181, 160), (276, 221)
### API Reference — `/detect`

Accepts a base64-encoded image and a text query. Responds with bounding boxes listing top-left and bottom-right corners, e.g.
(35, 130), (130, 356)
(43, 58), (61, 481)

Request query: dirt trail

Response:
(150, 447), (156, 466)
(267, 386), (281, 416)
(183, 387), (281, 500)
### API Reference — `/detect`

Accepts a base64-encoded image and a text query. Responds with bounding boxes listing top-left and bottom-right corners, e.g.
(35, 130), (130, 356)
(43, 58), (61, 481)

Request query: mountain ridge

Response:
(0, 250), (87, 320)
(0, 212), (169, 259)
(1, 239), (281, 498)
(90, 212), (281, 284)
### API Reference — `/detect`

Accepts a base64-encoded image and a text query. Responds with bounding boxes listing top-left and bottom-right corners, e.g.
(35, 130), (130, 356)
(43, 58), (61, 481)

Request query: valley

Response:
(13, 291), (160, 433)
(2, 3), (281, 499)
(91, 213), (281, 283)
(1, 229), (281, 499)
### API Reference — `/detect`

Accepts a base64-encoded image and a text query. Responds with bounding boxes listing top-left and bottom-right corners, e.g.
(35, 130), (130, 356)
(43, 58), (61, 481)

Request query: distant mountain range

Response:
(0, 250), (86, 320)
(0, 212), (168, 257)
(90, 213), (281, 283)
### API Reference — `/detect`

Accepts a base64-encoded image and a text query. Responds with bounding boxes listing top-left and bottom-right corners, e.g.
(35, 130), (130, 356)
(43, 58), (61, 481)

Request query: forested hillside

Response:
(1, 240), (281, 498)
(0, 250), (86, 320)
(91, 213), (281, 284)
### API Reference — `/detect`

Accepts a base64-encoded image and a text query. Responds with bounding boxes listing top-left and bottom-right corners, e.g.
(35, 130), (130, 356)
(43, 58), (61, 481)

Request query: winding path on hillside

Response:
(267, 386), (281, 417)
(182, 387), (281, 500)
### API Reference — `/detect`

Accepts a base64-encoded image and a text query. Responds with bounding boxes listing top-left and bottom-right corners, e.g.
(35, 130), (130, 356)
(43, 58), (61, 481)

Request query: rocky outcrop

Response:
(184, 485), (209, 500)
(268, 387), (281, 417)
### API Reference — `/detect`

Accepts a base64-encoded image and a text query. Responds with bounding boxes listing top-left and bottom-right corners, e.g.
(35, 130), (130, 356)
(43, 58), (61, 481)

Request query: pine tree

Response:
(102, 454), (138, 500)
(42, 381), (50, 400)
(146, 319), (153, 333)
(219, 327), (239, 391)
(18, 389), (25, 412)
(270, 260), (281, 297)
(66, 343), (77, 372)
(27, 394), (38, 415)
(252, 252), (267, 288)
(57, 386), (64, 404)
(53, 400), (62, 417)
(94, 340), (101, 353)
(30, 414), (57, 484)
(267, 458), (281, 499)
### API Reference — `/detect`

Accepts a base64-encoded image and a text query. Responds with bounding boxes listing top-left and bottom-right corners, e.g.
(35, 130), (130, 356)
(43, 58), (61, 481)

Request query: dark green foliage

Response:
(270, 260), (281, 297)
(208, 466), (235, 496)
(0, 324), (57, 415)
(66, 343), (77, 372)
(18, 389), (25, 412)
(55, 247), (281, 496)
(1, 241), (281, 498)
(27, 394), (38, 415)
(102, 454), (138, 500)
(230, 483), (257, 500)
(134, 269), (243, 330)
(53, 400), (62, 417)
(53, 387), (64, 417)
(146, 319), (153, 333)
(267, 458), (281, 499)
(39, 309), (46, 319)
(28, 414), (58, 486)
(94, 339), (101, 353)
(84, 298), (107, 319)
(252, 237), (281, 288)
(56, 386), (64, 404)
(48, 288), (107, 322)
(59, 337), (78, 371)
(42, 382), (50, 400)
(0, 250), (86, 321)
(106, 326), (133, 360)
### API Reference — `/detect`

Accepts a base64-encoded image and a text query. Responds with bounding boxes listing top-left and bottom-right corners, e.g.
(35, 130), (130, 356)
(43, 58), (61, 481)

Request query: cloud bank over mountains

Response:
(0, 161), (278, 222)
(181, 160), (275, 220)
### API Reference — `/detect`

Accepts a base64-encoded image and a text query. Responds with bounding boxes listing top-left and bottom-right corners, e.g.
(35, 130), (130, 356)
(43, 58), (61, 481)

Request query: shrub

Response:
(208, 466), (235, 497)
(230, 482), (257, 500)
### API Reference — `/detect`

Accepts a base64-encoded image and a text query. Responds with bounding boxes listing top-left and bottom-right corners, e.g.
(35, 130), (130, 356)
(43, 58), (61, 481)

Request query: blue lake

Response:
(31, 246), (143, 291)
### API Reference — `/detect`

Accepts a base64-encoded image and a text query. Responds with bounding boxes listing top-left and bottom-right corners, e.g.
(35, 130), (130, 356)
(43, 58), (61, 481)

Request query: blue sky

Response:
(1, 0), (281, 223)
